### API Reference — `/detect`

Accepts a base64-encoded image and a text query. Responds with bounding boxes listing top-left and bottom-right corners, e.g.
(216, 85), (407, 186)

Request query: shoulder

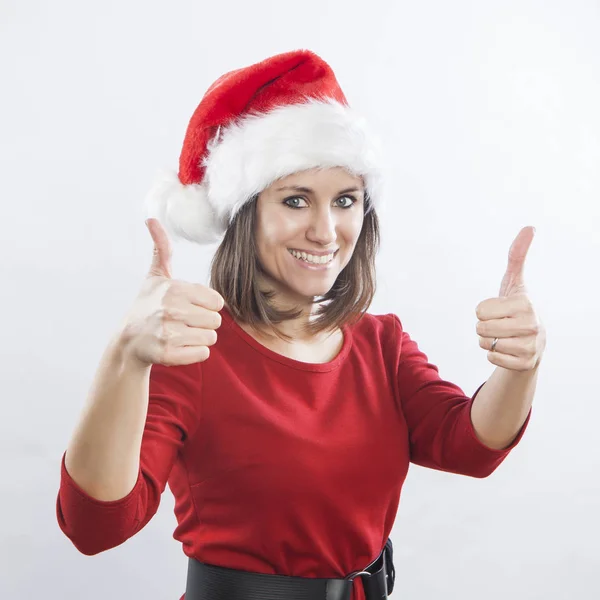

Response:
(349, 311), (403, 347)
(351, 311), (401, 333)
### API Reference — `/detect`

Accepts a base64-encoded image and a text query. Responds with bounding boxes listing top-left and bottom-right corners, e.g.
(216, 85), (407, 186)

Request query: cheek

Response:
(343, 213), (364, 244)
(255, 214), (296, 272)
(336, 215), (364, 265)
(257, 212), (302, 250)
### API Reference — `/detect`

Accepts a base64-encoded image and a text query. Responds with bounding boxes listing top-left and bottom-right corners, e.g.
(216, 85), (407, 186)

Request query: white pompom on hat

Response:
(145, 49), (384, 244)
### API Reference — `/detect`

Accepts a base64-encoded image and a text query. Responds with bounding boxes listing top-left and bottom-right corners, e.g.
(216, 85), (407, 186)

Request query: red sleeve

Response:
(56, 361), (202, 555)
(394, 315), (530, 478)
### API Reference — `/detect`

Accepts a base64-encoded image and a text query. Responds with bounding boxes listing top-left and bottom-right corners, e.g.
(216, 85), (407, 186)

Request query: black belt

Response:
(185, 538), (395, 600)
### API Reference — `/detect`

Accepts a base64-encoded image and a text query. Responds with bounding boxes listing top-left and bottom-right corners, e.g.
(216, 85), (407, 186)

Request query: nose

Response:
(306, 206), (337, 246)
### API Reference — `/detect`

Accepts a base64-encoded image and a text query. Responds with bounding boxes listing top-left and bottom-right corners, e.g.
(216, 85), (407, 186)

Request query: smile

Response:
(288, 248), (338, 265)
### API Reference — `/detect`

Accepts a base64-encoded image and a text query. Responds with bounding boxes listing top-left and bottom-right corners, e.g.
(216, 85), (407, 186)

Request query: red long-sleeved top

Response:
(56, 308), (530, 600)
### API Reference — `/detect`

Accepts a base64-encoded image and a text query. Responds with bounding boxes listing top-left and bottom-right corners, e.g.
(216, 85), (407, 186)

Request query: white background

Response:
(1, 0), (599, 598)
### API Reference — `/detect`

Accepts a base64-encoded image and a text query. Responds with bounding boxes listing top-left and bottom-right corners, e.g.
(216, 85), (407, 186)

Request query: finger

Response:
(499, 226), (535, 296)
(476, 294), (531, 321)
(506, 226), (535, 278)
(479, 335), (538, 358)
(188, 284), (225, 312)
(161, 345), (211, 367)
(146, 218), (173, 279)
(185, 305), (223, 330)
(164, 303), (223, 330)
(180, 325), (219, 347)
(163, 321), (219, 348)
(476, 315), (539, 338)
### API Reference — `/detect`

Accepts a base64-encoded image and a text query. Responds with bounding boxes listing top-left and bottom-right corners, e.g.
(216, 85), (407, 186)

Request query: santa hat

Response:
(145, 49), (384, 244)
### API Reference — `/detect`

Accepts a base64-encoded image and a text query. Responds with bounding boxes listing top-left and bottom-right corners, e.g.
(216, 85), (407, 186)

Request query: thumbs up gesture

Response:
(119, 218), (225, 367)
(475, 226), (546, 371)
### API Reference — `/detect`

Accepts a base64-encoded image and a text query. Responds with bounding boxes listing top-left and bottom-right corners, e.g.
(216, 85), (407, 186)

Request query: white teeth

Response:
(289, 249), (335, 264)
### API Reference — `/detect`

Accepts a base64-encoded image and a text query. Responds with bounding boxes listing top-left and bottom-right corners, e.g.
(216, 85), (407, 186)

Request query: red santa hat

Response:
(145, 49), (384, 244)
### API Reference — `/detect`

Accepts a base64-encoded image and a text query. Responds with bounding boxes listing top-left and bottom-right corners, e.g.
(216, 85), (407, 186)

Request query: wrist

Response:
(111, 328), (153, 374)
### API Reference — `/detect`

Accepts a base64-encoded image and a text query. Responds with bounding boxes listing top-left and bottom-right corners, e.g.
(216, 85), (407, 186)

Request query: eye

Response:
(283, 194), (358, 209)
(335, 195), (357, 209)
(283, 196), (308, 209)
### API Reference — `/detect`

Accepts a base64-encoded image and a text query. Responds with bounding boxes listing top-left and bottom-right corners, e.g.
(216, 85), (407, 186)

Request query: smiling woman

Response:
(56, 48), (534, 600)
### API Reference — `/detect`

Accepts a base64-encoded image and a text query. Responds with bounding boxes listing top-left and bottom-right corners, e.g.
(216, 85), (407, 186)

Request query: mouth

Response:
(287, 248), (338, 266)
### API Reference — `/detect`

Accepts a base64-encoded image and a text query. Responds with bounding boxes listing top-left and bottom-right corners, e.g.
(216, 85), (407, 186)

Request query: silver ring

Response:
(491, 337), (499, 352)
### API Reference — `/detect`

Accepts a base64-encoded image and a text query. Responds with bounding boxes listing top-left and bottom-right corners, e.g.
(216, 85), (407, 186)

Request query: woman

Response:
(56, 50), (544, 600)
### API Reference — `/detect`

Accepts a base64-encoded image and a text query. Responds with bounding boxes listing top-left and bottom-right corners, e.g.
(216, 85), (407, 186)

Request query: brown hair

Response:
(209, 195), (380, 339)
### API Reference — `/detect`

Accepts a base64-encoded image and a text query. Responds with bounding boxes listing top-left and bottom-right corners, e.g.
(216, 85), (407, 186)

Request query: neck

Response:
(248, 273), (315, 340)
(241, 276), (336, 342)
(264, 296), (323, 342)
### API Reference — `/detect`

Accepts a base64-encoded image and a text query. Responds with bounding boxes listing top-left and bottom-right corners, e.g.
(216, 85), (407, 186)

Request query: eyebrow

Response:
(275, 185), (364, 195)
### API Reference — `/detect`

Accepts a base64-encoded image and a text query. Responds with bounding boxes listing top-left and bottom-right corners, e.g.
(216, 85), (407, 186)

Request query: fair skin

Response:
(236, 167), (365, 360)
(470, 226), (546, 449)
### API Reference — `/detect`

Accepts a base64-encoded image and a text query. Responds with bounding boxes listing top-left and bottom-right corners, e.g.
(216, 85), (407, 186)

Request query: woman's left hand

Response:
(475, 226), (547, 372)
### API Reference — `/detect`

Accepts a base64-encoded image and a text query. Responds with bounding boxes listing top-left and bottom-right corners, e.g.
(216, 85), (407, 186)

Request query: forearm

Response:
(470, 364), (539, 450)
(65, 331), (152, 501)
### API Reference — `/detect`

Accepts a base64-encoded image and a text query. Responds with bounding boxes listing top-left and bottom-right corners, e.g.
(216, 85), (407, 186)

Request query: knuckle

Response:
(156, 306), (171, 322)
(159, 304), (184, 323)
(155, 322), (168, 344)
(521, 296), (534, 311)
(157, 323), (177, 346)
(158, 306), (173, 322)
(159, 349), (175, 367)
(518, 344), (531, 358)
(156, 332), (170, 350)
(163, 282), (179, 300)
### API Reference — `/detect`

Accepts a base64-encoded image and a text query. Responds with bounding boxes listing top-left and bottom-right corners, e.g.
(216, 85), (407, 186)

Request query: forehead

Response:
(272, 167), (364, 191)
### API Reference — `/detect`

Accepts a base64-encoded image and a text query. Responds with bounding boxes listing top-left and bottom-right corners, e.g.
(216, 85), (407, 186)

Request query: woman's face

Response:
(255, 167), (365, 305)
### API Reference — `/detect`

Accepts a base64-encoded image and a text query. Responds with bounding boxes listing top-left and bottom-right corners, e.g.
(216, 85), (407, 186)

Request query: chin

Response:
(259, 259), (342, 301)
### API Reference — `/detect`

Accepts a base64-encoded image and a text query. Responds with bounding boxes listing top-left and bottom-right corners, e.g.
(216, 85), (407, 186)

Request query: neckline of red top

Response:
(219, 305), (354, 372)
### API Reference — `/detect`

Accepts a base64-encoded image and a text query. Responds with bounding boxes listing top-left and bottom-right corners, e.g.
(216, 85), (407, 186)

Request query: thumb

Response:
(146, 218), (173, 279)
(499, 225), (535, 297)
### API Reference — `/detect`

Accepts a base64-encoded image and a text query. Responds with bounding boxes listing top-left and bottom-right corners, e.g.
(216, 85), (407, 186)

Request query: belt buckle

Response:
(344, 569), (372, 582)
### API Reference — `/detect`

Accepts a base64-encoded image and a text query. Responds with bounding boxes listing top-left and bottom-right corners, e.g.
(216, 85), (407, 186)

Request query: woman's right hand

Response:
(119, 218), (224, 368)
